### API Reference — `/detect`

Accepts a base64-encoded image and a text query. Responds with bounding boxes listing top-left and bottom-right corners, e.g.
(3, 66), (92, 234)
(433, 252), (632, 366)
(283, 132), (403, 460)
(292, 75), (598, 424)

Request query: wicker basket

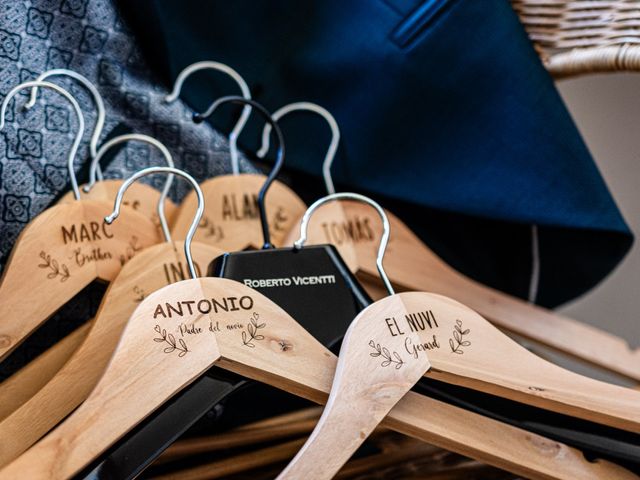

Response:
(512, 0), (640, 77)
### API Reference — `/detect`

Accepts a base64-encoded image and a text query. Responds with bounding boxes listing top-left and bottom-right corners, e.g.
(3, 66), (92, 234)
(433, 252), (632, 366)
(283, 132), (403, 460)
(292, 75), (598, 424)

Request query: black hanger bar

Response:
(194, 96), (285, 249)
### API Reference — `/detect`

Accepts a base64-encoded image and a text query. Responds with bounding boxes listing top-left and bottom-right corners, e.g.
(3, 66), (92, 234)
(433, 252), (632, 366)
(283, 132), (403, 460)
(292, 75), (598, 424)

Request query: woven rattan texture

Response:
(512, 1), (640, 77)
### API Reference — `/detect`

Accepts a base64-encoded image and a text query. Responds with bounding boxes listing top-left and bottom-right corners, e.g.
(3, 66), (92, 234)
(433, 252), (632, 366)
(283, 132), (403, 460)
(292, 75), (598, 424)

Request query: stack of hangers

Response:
(0, 62), (638, 480)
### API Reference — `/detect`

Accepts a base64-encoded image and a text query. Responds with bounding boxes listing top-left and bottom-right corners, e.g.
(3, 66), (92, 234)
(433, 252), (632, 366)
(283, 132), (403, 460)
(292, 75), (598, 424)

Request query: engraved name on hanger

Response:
(152, 295), (255, 319)
(321, 215), (375, 245)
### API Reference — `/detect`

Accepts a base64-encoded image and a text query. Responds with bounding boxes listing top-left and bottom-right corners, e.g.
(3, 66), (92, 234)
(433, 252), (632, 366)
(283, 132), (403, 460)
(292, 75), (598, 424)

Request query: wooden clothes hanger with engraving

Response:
(0, 167), (224, 467)
(0, 80), (160, 362)
(278, 194), (640, 479)
(80, 107), (367, 479)
(166, 63), (305, 249)
(266, 112), (640, 381)
(1, 184), (635, 480)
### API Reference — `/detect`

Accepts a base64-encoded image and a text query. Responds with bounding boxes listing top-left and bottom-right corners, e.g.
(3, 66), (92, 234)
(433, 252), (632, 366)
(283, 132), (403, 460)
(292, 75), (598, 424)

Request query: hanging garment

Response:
(118, 0), (633, 307)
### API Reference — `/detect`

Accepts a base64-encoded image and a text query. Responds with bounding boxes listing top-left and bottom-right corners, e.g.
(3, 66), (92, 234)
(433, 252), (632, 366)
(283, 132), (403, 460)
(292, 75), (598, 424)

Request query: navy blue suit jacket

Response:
(119, 0), (632, 307)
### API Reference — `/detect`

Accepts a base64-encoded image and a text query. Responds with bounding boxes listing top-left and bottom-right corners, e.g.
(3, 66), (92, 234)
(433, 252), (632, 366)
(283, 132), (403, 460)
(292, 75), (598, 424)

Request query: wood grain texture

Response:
(283, 200), (640, 381)
(171, 174), (306, 250)
(406, 292), (640, 431)
(0, 200), (160, 361)
(2, 281), (633, 480)
(234, 407), (321, 431)
(0, 241), (221, 467)
(280, 291), (640, 478)
(0, 321), (91, 421)
(58, 179), (178, 234)
(278, 295), (431, 479)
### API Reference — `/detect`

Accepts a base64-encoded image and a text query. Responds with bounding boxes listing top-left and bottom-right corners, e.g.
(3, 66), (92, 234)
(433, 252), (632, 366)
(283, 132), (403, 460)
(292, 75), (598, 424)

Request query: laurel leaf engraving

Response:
(242, 312), (266, 348)
(449, 320), (470, 354)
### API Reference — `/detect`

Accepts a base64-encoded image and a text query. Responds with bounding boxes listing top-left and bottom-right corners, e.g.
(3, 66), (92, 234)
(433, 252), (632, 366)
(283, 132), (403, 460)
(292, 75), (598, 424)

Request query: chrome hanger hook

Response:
(294, 192), (394, 296)
(25, 69), (106, 181)
(86, 134), (176, 243)
(165, 61), (251, 175)
(0, 80), (85, 200)
(194, 96), (285, 249)
(105, 166), (204, 279)
(256, 102), (340, 194)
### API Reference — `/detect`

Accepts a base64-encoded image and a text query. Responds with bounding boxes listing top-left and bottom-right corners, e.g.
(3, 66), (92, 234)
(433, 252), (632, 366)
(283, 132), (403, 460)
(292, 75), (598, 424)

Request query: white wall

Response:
(557, 74), (640, 350)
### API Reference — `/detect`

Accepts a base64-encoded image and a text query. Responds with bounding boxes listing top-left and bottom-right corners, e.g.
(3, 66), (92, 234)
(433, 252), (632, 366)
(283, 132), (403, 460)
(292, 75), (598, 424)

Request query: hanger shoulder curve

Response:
(171, 174), (306, 250)
(397, 291), (640, 432)
(0, 200), (159, 361)
(59, 179), (178, 229)
(383, 210), (640, 381)
(3, 280), (634, 480)
(0, 202), (95, 360)
(378, 207), (640, 381)
(0, 241), (221, 467)
(0, 278), (224, 479)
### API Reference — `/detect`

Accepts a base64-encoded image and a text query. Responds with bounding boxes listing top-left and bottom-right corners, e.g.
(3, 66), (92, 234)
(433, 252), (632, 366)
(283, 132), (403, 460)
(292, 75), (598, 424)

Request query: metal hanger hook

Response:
(0, 80), (85, 200)
(25, 69), (106, 181)
(294, 192), (394, 296)
(105, 166), (204, 279)
(165, 61), (251, 175)
(256, 102), (340, 194)
(86, 134), (176, 243)
(194, 96), (285, 249)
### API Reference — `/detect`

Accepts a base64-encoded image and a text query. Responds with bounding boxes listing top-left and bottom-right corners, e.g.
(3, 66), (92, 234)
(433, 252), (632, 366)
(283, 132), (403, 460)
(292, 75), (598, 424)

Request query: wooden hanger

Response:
(1, 187), (634, 480)
(59, 134), (178, 231)
(0, 168), (223, 466)
(2, 278), (633, 479)
(170, 95), (306, 250)
(0, 321), (91, 421)
(156, 407), (323, 464)
(280, 193), (640, 478)
(0, 81), (160, 362)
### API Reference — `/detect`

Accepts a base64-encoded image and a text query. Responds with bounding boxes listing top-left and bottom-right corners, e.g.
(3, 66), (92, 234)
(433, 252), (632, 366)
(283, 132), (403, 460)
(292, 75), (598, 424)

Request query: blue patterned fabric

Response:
(0, 0), (253, 379)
